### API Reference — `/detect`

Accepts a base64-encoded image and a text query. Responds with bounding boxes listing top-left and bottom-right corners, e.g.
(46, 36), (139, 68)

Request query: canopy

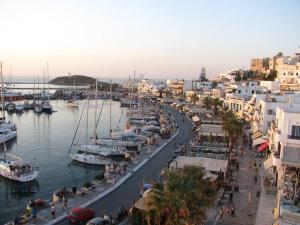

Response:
(192, 115), (200, 122)
(264, 157), (273, 170)
(258, 141), (268, 152)
(253, 137), (266, 146)
(252, 131), (262, 140)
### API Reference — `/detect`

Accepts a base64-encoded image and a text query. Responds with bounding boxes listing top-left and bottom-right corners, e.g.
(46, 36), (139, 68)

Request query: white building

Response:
(137, 79), (166, 96)
(226, 81), (265, 100)
(266, 102), (300, 224)
(259, 81), (280, 93)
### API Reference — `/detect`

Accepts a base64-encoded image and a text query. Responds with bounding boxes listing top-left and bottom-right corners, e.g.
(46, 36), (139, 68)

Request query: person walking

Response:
(32, 206), (37, 223)
(51, 204), (56, 219)
(229, 191), (233, 203)
(72, 185), (77, 195)
(62, 196), (68, 210)
(231, 205), (235, 216)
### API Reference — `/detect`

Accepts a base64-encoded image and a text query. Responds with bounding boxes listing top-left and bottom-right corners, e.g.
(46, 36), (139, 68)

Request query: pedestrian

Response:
(104, 212), (109, 220)
(62, 196), (68, 210)
(249, 160), (252, 170)
(72, 185), (77, 195)
(254, 174), (258, 184)
(240, 146), (243, 156)
(231, 205), (235, 216)
(229, 191), (233, 203)
(218, 207), (224, 221)
(248, 192), (253, 206)
(123, 164), (127, 173)
(253, 160), (257, 168)
(236, 161), (239, 171)
(32, 206), (37, 223)
(51, 204), (56, 219)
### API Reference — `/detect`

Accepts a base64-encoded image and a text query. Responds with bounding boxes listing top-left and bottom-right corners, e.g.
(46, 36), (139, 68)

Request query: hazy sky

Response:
(0, 0), (299, 80)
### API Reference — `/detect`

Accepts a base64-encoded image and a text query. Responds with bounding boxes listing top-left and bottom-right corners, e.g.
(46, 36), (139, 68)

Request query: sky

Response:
(0, 0), (299, 80)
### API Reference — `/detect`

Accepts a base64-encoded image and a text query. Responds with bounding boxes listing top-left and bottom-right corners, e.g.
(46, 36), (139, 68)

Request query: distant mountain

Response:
(50, 75), (97, 86)
(50, 75), (122, 91)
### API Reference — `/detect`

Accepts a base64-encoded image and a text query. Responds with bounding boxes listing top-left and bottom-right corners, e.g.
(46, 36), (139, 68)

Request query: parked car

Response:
(86, 217), (114, 225)
(67, 207), (95, 224)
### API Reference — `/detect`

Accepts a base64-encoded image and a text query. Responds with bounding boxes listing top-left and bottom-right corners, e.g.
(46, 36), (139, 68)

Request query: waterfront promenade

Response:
(19, 105), (195, 225)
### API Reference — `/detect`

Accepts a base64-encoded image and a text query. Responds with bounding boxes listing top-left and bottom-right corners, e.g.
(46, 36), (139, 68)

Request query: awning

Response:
(264, 157), (273, 170)
(258, 141), (268, 152)
(253, 137), (266, 146)
(192, 116), (200, 122)
(252, 131), (262, 140)
(205, 113), (212, 118)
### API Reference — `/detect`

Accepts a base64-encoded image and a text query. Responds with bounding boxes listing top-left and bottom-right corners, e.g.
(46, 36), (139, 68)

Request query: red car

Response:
(67, 207), (95, 224)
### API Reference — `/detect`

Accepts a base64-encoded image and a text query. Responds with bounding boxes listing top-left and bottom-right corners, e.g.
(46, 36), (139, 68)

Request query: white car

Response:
(86, 217), (114, 225)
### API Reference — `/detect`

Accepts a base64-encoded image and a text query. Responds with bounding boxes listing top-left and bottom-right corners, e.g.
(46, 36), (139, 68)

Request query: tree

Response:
(146, 166), (216, 225)
(202, 96), (212, 110)
(212, 98), (223, 115)
(191, 93), (199, 105)
(235, 72), (242, 81)
(221, 111), (243, 151)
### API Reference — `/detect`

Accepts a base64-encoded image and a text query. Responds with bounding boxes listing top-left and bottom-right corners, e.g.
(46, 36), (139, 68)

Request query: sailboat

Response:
(42, 64), (53, 113)
(69, 97), (112, 166)
(0, 142), (38, 182)
(34, 74), (43, 113)
(67, 75), (79, 107)
(0, 62), (17, 142)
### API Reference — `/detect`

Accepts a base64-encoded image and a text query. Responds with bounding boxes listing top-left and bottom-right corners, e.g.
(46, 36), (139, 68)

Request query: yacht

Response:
(15, 105), (24, 113)
(73, 144), (125, 157)
(34, 104), (43, 113)
(0, 127), (17, 144)
(70, 152), (112, 166)
(42, 101), (52, 113)
(0, 154), (38, 182)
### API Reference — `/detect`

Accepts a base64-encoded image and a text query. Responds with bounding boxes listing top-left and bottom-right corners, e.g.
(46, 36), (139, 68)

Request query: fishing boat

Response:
(42, 101), (52, 113)
(70, 152), (111, 166)
(0, 145), (38, 182)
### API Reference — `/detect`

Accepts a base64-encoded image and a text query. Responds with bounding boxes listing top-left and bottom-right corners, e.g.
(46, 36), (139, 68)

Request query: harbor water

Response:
(0, 100), (128, 224)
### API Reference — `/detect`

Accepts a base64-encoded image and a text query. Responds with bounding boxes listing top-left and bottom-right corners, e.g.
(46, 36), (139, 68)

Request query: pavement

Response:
(18, 104), (195, 225)
(206, 134), (262, 225)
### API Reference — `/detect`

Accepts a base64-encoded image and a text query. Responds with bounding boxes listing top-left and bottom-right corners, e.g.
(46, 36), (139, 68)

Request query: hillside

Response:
(50, 75), (97, 86)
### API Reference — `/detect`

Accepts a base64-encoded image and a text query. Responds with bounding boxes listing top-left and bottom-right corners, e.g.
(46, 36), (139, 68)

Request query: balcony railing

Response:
(287, 135), (300, 140)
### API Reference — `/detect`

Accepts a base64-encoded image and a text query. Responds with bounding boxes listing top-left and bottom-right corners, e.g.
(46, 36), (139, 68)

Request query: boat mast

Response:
(43, 67), (45, 102)
(94, 78), (98, 140)
(47, 62), (50, 101)
(33, 70), (36, 99)
(0, 62), (5, 119)
(109, 79), (112, 138)
(9, 66), (12, 102)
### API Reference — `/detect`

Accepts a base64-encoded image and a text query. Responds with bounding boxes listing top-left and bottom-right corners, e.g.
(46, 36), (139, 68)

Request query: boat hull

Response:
(70, 153), (111, 166)
(0, 130), (17, 144)
(0, 170), (38, 182)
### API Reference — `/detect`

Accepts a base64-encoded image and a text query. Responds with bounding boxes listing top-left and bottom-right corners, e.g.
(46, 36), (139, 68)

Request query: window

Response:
(267, 109), (274, 115)
(252, 90), (255, 94)
(252, 83), (254, 86)
(290, 125), (300, 139)
(267, 121), (272, 127)
(238, 90), (241, 93)
(283, 73), (286, 75)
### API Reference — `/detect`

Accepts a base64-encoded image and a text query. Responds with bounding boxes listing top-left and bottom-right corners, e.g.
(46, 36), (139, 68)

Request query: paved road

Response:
(56, 105), (195, 225)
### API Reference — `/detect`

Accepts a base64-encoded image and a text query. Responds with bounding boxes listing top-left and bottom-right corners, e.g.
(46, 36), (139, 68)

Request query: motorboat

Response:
(34, 104), (43, 113)
(6, 102), (15, 113)
(15, 105), (24, 113)
(0, 127), (17, 144)
(42, 101), (52, 113)
(73, 144), (125, 157)
(0, 156), (38, 182)
(70, 152), (112, 166)
(0, 119), (17, 131)
(23, 100), (31, 110)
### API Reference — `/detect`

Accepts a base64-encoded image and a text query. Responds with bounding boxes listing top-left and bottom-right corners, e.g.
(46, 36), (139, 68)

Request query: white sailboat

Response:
(0, 62), (17, 143)
(70, 152), (111, 166)
(34, 74), (43, 113)
(42, 64), (53, 113)
(67, 75), (79, 107)
(0, 143), (38, 182)
(69, 97), (112, 165)
(73, 144), (125, 157)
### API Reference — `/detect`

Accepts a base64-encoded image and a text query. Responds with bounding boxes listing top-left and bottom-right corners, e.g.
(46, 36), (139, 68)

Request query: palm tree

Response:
(222, 111), (243, 150)
(146, 166), (216, 225)
(191, 93), (199, 105)
(202, 96), (212, 109)
(212, 98), (223, 115)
